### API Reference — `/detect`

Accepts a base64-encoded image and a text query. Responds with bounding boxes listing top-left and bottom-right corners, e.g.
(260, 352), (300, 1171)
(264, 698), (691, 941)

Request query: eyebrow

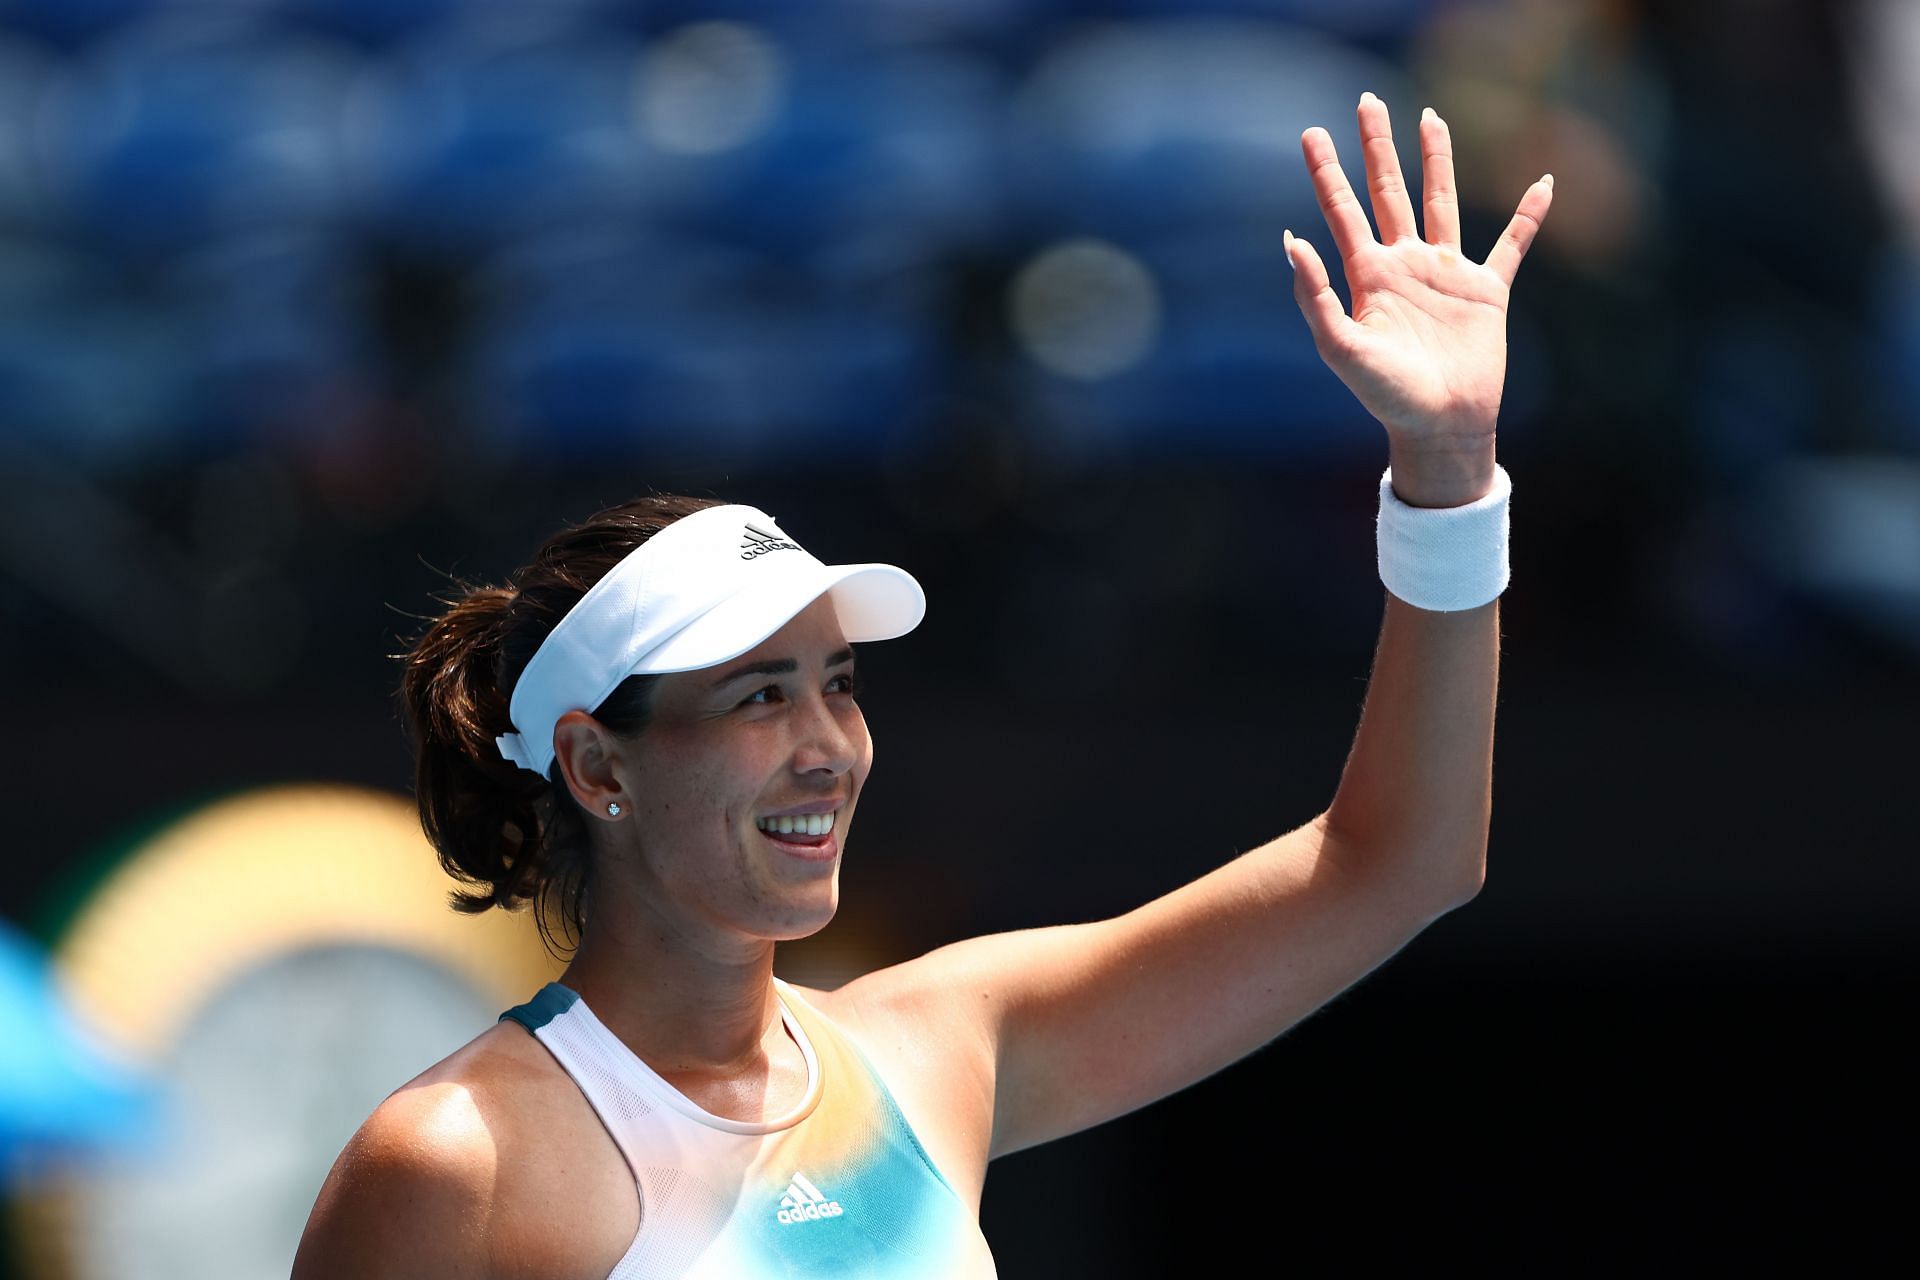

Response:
(709, 646), (856, 690)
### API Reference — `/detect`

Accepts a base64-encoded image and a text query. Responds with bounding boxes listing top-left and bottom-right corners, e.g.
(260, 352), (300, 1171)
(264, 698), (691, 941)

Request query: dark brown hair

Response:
(398, 494), (723, 955)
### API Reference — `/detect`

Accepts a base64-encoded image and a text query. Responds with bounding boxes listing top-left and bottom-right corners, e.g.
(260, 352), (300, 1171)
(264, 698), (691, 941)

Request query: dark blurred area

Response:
(1, 0), (1914, 1273)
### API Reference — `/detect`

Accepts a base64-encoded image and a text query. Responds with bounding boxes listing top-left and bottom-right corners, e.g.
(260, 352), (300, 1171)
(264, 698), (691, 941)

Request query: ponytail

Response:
(397, 495), (722, 953)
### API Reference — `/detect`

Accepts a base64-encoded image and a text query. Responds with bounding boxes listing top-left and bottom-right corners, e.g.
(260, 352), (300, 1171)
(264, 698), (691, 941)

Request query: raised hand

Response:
(1287, 93), (1552, 456)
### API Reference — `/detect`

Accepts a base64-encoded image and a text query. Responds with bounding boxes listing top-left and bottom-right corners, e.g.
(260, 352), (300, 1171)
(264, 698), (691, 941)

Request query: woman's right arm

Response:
(292, 1088), (501, 1280)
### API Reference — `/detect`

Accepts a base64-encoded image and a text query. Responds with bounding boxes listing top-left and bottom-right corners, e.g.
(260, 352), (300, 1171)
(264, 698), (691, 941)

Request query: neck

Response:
(555, 886), (788, 1079)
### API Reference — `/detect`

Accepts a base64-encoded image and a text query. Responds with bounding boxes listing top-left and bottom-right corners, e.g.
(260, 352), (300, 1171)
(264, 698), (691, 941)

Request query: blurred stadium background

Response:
(1, 0), (1914, 1273)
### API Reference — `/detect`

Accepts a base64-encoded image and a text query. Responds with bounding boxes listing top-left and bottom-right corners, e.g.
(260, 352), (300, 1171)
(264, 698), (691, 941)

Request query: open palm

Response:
(1287, 93), (1553, 446)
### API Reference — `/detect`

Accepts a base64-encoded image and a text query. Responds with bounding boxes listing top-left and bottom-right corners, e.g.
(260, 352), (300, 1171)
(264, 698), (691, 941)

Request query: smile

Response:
(755, 810), (838, 837)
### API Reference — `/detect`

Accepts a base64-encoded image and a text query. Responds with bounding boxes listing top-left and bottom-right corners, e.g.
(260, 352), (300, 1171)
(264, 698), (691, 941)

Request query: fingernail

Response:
(1361, 91), (1378, 105)
(1283, 228), (1295, 268)
(1423, 106), (1437, 122)
(1542, 173), (1554, 189)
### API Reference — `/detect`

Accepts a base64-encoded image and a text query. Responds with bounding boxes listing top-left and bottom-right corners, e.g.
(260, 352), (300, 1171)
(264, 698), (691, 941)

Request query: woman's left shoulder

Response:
(785, 954), (990, 1063)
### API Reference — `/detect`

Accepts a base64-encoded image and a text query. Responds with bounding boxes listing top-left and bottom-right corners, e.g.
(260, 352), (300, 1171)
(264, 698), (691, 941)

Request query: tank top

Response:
(499, 978), (999, 1279)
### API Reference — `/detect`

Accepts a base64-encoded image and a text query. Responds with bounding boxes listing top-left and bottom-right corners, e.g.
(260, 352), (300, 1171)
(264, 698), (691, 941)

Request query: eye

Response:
(742, 684), (784, 707)
(828, 672), (859, 697)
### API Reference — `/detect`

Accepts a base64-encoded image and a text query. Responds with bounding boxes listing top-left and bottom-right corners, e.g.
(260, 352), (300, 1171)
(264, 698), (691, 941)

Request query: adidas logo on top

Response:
(740, 522), (800, 561)
(775, 1172), (845, 1225)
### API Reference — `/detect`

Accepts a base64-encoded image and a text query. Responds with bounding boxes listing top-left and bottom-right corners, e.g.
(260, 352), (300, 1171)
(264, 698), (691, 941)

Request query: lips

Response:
(753, 798), (847, 866)
(758, 824), (838, 863)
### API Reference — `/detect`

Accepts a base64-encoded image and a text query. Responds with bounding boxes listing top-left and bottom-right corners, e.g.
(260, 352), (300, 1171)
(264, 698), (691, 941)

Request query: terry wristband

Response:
(1376, 463), (1512, 612)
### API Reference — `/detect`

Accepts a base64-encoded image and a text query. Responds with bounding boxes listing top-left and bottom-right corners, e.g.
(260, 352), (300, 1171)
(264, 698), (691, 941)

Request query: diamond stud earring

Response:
(607, 802), (622, 817)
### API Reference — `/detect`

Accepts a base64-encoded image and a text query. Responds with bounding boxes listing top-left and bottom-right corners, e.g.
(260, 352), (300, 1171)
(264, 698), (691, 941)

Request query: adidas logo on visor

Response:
(775, 1171), (844, 1225)
(741, 521), (801, 561)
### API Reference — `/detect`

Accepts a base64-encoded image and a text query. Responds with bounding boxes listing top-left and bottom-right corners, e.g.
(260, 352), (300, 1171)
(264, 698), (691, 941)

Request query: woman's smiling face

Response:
(598, 594), (872, 943)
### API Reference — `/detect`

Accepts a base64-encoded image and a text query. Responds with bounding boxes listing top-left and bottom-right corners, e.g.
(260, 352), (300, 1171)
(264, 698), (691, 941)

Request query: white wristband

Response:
(1376, 463), (1511, 612)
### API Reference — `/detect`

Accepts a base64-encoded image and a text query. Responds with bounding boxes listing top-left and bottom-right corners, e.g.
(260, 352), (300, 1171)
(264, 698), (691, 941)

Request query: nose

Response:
(792, 689), (861, 778)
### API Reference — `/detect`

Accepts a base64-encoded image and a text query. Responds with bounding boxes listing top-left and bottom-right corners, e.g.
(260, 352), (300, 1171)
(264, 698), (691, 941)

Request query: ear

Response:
(552, 710), (630, 820)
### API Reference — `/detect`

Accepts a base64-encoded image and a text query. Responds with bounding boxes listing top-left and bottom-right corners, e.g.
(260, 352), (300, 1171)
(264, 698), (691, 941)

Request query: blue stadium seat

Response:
(641, 0), (1046, 46)
(0, 0), (159, 50)
(629, 24), (1007, 259)
(1872, 247), (1920, 453)
(349, 13), (650, 256)
(0, 229), (368, 458)
(460, 227), (950, 454)
(158, 230), (372, 449)
(1008, 19), (1406, 241)
(1009, 231), (1374, 457)
(1001, 21), (1406, 454)
(0, 35), (63, 230)
(0, 236), (186, 458)
(34, 12), (363, 257)
(1104, 0), (1440, 43)
(281, 0), (620, 48)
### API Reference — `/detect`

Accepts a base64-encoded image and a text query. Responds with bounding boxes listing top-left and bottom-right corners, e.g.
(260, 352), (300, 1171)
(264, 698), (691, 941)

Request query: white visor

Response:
(496, 505), (924, 777)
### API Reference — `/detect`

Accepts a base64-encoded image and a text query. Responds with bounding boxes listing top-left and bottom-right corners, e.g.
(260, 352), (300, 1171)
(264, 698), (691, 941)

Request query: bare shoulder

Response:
(293, 1022), (638, 1280)
(795, 956), (983, 1067)
(815, 931), (1030, 1053)
(291, 1066), (497, 1279)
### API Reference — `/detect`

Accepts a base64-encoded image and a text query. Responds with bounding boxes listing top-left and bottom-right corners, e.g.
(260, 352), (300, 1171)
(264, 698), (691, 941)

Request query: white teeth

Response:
(757, 810), (837, 837)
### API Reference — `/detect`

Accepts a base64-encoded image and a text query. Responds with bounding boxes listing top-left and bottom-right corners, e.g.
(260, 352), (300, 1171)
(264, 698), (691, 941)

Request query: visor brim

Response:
(633, 562), (925, 676)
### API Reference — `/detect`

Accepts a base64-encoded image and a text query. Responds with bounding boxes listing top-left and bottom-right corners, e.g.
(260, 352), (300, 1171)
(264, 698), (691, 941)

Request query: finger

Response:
(1285, 228), (1361, 360)
(1357, 92), (1419, 244)
(1484, 174), (1554, 288)
(1419, 107), (1461, 249)
(1300, 126), (1375, 265)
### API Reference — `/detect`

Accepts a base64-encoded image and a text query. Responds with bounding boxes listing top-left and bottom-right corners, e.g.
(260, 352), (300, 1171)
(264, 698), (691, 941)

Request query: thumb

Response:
(1286, 230), (1359, 361)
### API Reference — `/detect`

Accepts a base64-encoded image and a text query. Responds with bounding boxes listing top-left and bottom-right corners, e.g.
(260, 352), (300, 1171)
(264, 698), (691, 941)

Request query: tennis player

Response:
(294, 94), (1552, 1278)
